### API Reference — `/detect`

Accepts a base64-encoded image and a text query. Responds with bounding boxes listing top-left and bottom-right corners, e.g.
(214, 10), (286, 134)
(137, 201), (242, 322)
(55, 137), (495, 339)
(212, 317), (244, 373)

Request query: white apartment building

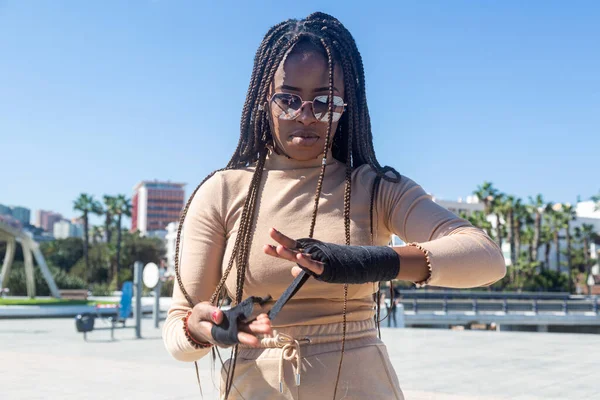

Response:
(53, 220), (84, 239)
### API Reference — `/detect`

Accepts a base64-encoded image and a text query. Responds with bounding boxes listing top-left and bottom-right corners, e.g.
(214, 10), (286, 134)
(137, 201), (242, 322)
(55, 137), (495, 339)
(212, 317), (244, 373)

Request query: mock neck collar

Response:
(264, 149), (337, 170)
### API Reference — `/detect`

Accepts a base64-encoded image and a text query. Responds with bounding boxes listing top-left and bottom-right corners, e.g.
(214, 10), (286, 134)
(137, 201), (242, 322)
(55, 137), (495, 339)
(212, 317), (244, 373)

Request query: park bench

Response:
(60, 289), (89, 300)
(75, 281), (134, 340)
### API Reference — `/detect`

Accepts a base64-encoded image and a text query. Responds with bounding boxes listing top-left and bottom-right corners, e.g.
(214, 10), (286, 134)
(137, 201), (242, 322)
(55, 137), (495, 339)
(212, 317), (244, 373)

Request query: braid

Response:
(174, 12), (402, 399)
(307, 37), (335, 238)
(336, 41), (354, 398)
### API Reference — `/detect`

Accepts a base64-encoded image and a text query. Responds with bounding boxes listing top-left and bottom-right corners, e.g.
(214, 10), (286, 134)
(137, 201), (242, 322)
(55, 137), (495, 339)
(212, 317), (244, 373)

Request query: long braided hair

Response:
(174, 12), (400, 399)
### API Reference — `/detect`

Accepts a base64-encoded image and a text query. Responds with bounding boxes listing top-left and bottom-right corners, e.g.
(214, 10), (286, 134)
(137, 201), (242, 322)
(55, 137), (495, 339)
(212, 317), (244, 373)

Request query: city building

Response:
(0, 214), (22, 230)
(131, 180), (185, 235)
(35, 210), (63, 232)
(10, 207), (30, 226)
(0, 205), (31, 227)
(0, 204), (11, 216)
(575, 200), (600, 219)
(53, 219), (84, 240)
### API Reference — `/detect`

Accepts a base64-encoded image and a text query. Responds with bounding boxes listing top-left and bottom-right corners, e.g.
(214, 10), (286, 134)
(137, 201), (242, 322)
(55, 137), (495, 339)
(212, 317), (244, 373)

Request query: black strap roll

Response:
(210, 295), (271, 346)
(295, 238), (400, 284)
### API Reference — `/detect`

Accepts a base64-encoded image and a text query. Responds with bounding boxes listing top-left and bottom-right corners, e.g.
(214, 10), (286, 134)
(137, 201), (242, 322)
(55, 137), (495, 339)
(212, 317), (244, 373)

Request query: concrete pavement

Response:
(1, 316), (598, 399)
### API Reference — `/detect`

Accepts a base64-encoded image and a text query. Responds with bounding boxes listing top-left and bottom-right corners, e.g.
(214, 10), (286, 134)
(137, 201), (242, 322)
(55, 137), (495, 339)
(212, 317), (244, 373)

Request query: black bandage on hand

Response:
(210, 295), (271, 346)
(295, 238), (400, 284)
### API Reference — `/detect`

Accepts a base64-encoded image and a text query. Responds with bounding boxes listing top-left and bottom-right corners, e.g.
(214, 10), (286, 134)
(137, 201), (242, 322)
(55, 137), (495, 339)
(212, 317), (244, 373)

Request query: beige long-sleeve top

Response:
(163, 151), (506, 362)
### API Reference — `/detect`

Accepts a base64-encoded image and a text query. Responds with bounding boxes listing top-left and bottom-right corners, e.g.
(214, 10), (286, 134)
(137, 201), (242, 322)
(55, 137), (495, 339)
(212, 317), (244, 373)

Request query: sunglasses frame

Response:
(268, 92), (347, 122)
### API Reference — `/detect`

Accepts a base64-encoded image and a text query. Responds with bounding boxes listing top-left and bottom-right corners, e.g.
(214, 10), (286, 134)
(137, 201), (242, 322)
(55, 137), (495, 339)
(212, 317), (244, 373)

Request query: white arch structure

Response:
(0, 220), (60, 298)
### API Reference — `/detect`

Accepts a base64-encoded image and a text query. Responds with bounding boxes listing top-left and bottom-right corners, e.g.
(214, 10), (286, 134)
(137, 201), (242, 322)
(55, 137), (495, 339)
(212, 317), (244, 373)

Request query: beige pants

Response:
(221, 319), (404, 400)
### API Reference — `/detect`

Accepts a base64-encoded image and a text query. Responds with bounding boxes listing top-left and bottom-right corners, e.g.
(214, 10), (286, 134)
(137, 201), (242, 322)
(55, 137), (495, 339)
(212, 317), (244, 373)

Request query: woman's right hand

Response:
(186, 301), (273, 348)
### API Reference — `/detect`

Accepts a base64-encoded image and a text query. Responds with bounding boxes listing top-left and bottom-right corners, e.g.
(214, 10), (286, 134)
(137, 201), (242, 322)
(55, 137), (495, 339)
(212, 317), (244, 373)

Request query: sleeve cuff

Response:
(163, 311), (214, 362)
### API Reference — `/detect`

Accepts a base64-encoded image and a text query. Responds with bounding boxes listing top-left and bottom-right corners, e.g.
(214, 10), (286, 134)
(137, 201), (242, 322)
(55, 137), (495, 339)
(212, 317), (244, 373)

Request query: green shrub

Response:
(5, 262), (86, 297)
(90, 283), (113, 296)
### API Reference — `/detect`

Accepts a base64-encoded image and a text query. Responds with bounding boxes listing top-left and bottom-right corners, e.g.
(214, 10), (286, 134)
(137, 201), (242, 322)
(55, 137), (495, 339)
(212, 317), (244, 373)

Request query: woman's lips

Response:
(289, 132), (320, 147)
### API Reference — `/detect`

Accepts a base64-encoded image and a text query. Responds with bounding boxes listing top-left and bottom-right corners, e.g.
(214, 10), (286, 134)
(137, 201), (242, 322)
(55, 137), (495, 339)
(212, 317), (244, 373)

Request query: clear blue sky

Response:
(1, 1), (599, 225)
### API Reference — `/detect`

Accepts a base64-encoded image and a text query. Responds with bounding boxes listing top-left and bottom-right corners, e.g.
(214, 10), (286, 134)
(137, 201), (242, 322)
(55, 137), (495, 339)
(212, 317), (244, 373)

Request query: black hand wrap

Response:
(295, 238), (400, 284)
(210, 295), (271, 346)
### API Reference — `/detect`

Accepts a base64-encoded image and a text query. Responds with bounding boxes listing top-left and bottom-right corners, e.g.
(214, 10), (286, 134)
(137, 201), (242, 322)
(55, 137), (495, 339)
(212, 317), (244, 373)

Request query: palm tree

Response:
(592, 191), (600, 211)
(546, 203), (563, 273)
(473, 181), (498, 215)
(540, 223), (553, 272)
(521, 225), (535, 265)
(113, 194), (132, 288)
(91, 226), (103, 245)
(491, 193), (505, 249)
(580, 224), (597, 295)
(507, 198), (532, 283)
(103, 195), (117, 244)
(528, 194), (545, 262)
(502, 195), (517, 266)
(461, 210), (493, 237)
(513, 199), (531, 262)
(561, 203), (577, 292)
(73, 194), (103, 282)
(104, 196), (121, 283)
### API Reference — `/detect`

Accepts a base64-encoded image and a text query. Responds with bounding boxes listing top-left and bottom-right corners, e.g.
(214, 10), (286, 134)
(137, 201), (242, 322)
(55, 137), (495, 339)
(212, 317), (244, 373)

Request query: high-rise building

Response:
(0, 205), (31, 227)
(36, 210), (63, 232)
(131, 181), (185, 234)
(0, 214), (22, 230)
(0, 204), (11, 216)
(10, 206), (31, 226)
(53, 219), (84, 239)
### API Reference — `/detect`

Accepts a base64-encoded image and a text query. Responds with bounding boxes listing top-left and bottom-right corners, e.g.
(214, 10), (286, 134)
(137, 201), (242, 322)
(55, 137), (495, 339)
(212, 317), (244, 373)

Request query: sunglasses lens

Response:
(271, 94), (302, 120)
(313, 96), (345, 122)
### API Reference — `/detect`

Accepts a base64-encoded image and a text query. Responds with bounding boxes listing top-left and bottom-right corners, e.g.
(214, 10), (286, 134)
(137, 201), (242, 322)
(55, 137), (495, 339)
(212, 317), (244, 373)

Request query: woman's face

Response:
(269, 48), (345, 161)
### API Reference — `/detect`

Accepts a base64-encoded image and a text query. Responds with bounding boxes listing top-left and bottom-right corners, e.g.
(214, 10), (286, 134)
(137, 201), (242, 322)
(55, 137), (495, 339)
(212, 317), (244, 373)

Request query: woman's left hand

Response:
(263, 227), (402, 284)
(263, 227), (324, 278)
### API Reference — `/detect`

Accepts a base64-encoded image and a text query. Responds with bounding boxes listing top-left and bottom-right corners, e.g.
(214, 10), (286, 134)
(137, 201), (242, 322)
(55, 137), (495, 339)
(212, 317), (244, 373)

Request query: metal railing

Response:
(399, 296), (599, 315)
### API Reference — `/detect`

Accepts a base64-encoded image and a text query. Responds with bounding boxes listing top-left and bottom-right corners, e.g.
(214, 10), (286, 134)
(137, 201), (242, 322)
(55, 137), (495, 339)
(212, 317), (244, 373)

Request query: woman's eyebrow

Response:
(313, 86), (340, 92)
(278, 84), (340, 92)
(279, 84), (302, 91)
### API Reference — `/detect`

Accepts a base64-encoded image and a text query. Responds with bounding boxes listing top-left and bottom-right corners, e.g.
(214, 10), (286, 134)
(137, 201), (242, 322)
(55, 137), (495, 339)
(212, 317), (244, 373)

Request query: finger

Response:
(237, 331), (261, 348)
(296, 252), (325, 275)
(270, 228), (298, 249)
(249, 316), (272, 328)
(196, 320), (218, 343)
(291, 266), (303, 278)
(263, 244), (281, 258)
(254, 313), (271, 322)
(239, 321), (272, 336)
(254, 313), (271, 324)
(193, 301), (223, 325)
(249, 319), (272, 331)
(276, 244), (300, 262)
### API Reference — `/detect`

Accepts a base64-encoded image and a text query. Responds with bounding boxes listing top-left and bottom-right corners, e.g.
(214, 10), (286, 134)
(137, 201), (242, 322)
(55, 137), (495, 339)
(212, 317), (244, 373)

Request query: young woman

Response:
(163, 12), (506, 400)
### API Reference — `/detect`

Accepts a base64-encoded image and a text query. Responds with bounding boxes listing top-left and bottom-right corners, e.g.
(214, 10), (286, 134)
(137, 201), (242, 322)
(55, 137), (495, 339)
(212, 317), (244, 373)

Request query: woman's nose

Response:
(296, 101), (317, 125)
